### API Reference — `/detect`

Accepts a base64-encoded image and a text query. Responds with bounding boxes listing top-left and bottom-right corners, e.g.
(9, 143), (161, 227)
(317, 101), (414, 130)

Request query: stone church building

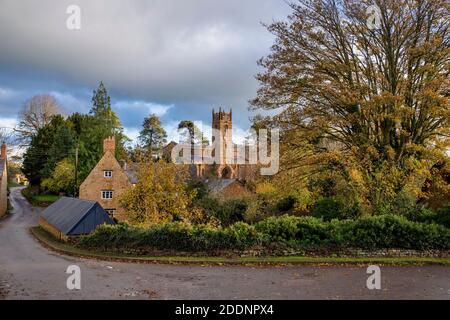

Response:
(80, 109), (258, 220)
(166, 108), (259, 182)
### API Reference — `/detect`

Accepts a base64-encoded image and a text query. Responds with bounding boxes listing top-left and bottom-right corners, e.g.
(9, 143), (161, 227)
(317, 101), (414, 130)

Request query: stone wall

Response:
(39, 217), (69, 242)
(0, 161), (7, 218)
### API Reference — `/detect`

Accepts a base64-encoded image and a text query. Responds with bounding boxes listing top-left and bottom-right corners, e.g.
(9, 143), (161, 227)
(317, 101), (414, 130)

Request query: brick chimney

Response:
(103, 137), (115, 154)
(1, 143), (6, 160)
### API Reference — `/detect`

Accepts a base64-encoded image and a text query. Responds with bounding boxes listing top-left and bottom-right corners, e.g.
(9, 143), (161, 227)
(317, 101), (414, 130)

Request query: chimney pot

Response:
(103, 136), (116, 154)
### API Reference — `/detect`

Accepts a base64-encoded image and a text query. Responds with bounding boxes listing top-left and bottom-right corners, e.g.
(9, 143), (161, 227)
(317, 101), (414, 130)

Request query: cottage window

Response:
(104, 170), (113, 178)
(101, 190), (114, 199)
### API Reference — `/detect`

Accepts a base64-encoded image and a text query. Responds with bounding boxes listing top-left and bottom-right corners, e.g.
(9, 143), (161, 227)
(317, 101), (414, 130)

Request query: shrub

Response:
(435, 204), (450, 229)
(406, 205), (450, 229)
(78, 223), (143, 250)
(195, 197), (247, 226)
(337, 215), (450, 250)
(80, 221), (261, 252)
(405, 207), (437, 223)
(276, 195), (297, 212)
(144, 222), (194, 250)
(312, 197), (344, 221)
(255, 215), (301, 242)
(275, 190), (314, 214)
(225, 222), (261, 249)
(79, 215), (450, 254)
(220, 199), (248, 226)
(296, 216), (332, 246)
(255, 215), (332, 246)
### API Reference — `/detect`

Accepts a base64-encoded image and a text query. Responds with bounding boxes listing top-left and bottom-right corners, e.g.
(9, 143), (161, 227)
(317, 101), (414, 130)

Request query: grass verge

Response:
(21, 188), (59, 207)
(8, 181), (21, 188)
(30, 226), (450, 266)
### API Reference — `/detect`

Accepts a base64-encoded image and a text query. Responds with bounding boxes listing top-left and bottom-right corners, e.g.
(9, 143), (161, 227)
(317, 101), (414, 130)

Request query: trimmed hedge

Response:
(78, 215), (450, 253)
(79, 221), (262, 252)
(335, 215), (450, 250)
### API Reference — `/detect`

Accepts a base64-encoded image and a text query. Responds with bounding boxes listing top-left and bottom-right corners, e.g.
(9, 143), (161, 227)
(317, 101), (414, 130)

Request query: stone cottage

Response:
(0, 144), (7, 217)
(79, 137), (137, 220)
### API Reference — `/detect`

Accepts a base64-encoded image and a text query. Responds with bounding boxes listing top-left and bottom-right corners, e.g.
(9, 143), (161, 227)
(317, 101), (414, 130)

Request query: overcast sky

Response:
(0, 0), (291, 144)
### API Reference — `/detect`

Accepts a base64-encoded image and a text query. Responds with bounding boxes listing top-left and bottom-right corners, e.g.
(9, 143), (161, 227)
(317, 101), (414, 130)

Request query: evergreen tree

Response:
(41, 122), (75, 179)
(89, 81), (129, 161)
(90, 81), (123, 138)
(90, 81), (111, 116)
(138, 114), (167, 158)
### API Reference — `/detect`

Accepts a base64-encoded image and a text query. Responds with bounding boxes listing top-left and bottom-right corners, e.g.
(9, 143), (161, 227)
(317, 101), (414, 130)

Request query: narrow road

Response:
(0, 187), (449, 300)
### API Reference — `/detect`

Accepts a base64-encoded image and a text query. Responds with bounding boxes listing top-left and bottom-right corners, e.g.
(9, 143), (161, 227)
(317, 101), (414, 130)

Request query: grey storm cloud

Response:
(0, 0), (291, 137)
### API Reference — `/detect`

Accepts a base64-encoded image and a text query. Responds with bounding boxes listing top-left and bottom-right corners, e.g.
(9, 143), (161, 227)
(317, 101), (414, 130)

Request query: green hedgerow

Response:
(255, 215), (332, 246)
(78, 214), (450, 254)
(337, 215), (450, 250)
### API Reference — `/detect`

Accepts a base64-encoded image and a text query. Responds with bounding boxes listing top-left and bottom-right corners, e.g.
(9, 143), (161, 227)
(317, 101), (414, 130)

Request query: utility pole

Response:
(74, 144), (79, 197)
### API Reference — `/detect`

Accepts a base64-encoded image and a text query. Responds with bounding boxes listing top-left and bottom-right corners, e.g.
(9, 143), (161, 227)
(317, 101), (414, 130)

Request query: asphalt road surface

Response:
(0, 187), (449, 300)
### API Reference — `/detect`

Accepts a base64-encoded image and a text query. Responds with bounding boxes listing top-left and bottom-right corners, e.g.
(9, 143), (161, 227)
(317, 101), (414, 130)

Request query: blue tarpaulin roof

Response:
(41, 197), (115, 235)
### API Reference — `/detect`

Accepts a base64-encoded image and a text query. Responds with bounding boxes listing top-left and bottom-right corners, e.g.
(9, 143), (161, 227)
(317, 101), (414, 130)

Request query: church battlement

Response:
(212, 107), (232, 125)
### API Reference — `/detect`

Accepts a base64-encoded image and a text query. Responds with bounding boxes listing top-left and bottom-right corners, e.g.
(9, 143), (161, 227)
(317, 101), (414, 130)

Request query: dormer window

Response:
(104, 170), (113, 178)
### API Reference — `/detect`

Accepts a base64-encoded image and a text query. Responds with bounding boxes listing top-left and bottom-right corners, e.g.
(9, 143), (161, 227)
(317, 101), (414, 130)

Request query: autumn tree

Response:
(119, 161), (201, 226)
(41, 158), (75, 194)
(138, 114), (167, 158)
(15, 94), (62, 145)
(252, 0), (450, 213)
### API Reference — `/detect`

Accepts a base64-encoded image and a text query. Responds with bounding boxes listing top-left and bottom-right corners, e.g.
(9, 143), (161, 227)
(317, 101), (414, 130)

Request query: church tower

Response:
(212, 108), (232, 165)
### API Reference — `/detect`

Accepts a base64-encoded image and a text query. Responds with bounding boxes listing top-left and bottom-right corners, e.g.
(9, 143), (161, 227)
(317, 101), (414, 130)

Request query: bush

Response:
(195, 197), (247, 226)
(435, 205), (450, 229)
(220, 199), (248, 226)
(255, 215), (332, 246)
(406, 205), (450, 229)
(337, 215), (450, 250)
(405, 207), (437, 223)
(79, 215), (450, 254)
(225, 222), (261, 249)
(78, 223), (143, 250)
(255, 215), (301, 242)
(312, 197), (344, 221)
(276, 195), (297, 212)
(296, 216), (332, 246)
(79, 221), (262, 252)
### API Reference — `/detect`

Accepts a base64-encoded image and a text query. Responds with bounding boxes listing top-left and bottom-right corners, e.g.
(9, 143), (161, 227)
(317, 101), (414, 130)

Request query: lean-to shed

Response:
(39, 197), (115, 241)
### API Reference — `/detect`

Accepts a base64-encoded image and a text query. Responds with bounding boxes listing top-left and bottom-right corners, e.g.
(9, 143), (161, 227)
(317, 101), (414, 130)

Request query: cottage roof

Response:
(41, 197), (113, 235)
(206, 179), (238, 193)
(124, 163), (139, 184)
